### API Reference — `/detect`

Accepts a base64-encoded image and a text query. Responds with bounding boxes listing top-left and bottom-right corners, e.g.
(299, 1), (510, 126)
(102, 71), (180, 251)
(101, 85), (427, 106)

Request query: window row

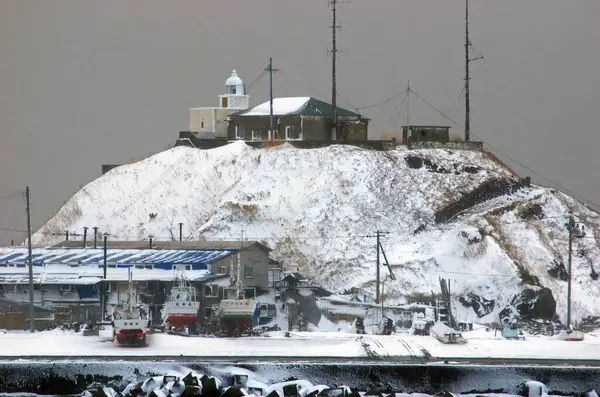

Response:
(235, 126), (301, 141)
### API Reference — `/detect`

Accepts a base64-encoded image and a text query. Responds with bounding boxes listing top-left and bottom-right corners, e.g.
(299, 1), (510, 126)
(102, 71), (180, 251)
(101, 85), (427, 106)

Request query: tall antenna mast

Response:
(327, 0), (348, 141)
(464, 0), (483, 142)
(406, 81), (410, 138)
(265, 57), (278, 140)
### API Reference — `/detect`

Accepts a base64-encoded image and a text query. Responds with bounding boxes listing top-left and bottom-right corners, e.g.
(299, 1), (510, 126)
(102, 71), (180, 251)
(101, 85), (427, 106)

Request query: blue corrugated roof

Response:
(0, 247), (235, 266)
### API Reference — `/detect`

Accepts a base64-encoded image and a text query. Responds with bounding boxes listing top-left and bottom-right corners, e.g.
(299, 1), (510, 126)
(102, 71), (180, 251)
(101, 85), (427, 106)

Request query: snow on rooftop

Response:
(238, 97), (311, 116)
(0, 247), (234, 266)
(31, 141), (600, 324)
(0, 264), (215, 284)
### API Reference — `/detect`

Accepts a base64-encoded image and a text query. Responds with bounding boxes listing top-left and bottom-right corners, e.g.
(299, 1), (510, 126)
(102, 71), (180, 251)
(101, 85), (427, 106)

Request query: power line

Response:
(0, 227), (27, 233)
(0, 190), (25, 202)
(386, 90), (408, 133)
(36, 212), (600, 244)
(277, 68), (360, 114)
(278, 69), (330, 104)
(356, 89), (408, 111)
(406, 84), (600, 212)
(245, 69), (267, 94)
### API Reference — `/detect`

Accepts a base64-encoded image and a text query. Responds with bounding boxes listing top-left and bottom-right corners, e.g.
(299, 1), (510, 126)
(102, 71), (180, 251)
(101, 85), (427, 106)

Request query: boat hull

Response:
(164, 313), (199, 329)
(215, 299), (260, 335)
(161, 301), (200, 329)
(112, 319), (149, 347)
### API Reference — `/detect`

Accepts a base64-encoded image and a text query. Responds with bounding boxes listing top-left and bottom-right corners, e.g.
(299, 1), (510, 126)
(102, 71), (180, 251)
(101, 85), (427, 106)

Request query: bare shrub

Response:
(38, 200), (83, 238)
(227, 202), (259, 219)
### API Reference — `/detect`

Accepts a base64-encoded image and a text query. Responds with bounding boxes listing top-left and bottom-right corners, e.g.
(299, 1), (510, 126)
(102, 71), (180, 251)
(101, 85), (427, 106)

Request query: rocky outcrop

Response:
(435, 178), (524, 223)
(459, 292), (495, 318)
(499, 287), (557, 323)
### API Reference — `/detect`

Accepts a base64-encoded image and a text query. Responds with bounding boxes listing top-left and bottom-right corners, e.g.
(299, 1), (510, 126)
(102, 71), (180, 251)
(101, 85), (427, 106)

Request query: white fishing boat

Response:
(161, 269), (200, 332)
(431, 321), (467, 344)
(214, 246), (259, 336)
(112, 267), (151, 346)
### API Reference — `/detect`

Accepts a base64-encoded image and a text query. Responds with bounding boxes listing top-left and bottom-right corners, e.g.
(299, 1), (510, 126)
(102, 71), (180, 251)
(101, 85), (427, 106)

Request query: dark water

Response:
(0, 361), (599, 396)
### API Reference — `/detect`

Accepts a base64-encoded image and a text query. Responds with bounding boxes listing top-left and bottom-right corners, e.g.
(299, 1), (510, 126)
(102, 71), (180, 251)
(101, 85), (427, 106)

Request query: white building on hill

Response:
(188, 68), (251, 139)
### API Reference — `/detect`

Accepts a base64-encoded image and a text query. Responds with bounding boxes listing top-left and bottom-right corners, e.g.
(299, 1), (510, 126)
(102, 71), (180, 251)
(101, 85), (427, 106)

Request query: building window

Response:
(285, 125), (300, 140)
(204, 307), (214, 318)
(201, 119), (205, 129)
(251, 130), (260, 141)
(235, 125), (244, 140)
(205, 284), (219, 297)
(244, 265), (254, 279)
(219, 265), (228, 274)
(259, 304), (268, 317)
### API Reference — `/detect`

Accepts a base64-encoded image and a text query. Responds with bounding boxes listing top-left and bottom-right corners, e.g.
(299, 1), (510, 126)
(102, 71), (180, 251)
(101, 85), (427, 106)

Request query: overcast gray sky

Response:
(1, 0), (599, 244)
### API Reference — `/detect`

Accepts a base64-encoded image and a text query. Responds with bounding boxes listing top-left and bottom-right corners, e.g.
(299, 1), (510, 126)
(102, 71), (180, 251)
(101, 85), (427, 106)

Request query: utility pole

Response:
(265, 57), (278, 140)
(179, 222), (183, 242)
(102, 233), (108, 321)
(25, 187), (34, 332)
(566, 214), (585, 329)
(327, 0), (348, 141)
(464, 0), (483, 142)
(366, 230), (389, 303)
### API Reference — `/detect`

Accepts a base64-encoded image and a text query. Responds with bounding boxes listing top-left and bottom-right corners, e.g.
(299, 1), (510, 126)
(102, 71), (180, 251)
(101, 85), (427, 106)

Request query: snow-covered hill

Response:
(33, 141), (600, 324)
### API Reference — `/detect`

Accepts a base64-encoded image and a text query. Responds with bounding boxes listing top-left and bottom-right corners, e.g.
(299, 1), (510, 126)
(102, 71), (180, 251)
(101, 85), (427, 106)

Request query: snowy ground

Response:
(1, 327), (599, 362)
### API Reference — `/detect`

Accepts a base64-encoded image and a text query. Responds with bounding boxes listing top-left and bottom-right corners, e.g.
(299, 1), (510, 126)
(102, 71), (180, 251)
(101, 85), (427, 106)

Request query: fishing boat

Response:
(112, 267), (151, 346)
(161, 270), (200, 332)
(215, 298), (259, 335)
(431, 321), (467, 344)
(214, 247), (259, 336)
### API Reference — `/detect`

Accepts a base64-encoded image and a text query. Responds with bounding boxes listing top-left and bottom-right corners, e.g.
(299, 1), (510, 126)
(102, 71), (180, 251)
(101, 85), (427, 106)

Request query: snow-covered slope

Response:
(33, 141), (600, 324)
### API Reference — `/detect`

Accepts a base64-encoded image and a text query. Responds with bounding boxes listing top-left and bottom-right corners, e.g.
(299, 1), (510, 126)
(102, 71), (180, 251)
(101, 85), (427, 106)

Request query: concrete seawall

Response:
(1, 360), (599, 395)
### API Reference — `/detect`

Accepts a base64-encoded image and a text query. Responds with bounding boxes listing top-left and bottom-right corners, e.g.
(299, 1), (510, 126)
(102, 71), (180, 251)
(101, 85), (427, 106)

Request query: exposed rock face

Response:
(459, 292), (496, 318)
(547, 260), (569, 282)
(434, 178), (524, 223)
(499, 288), (557, 323)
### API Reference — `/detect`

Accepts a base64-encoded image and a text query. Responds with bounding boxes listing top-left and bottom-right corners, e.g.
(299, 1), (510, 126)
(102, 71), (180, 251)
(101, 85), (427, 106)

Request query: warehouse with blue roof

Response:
(0, 240), (280, 327)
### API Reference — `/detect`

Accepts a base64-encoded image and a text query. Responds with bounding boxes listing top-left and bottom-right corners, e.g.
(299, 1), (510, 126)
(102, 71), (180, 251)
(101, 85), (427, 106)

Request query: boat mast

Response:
(128, 267), (133, 317)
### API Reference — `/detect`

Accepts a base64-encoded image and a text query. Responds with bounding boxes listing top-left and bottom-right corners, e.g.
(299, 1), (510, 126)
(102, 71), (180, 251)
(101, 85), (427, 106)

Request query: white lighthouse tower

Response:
(218, 69), (250, 109)
(188, 68), (251, 138)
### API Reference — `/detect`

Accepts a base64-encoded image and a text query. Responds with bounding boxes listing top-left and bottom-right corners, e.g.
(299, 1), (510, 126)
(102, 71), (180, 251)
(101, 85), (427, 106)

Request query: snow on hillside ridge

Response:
(33, 141), (600, 324)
